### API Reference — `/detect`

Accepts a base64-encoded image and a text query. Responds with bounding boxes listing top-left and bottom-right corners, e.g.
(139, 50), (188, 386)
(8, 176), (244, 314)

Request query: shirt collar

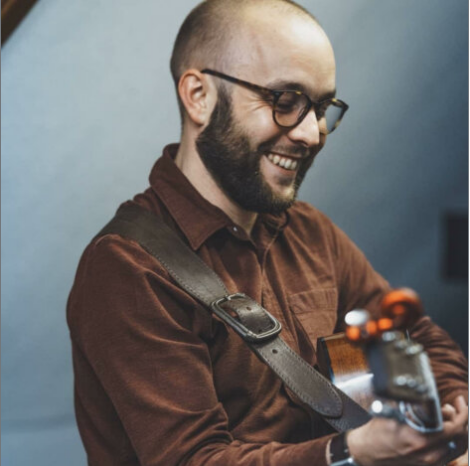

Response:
(149, 144), (289, 250)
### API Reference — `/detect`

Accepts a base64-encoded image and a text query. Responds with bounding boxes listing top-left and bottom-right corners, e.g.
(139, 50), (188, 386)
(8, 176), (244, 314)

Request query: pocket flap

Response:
(288, 288), (338, 349)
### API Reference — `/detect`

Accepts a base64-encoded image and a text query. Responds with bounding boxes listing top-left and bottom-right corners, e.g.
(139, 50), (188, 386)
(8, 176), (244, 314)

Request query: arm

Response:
(68, 235), (335, 466)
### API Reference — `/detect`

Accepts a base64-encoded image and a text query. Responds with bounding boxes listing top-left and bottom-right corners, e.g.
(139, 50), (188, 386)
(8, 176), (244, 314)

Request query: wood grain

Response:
(317, 333), (375, 410)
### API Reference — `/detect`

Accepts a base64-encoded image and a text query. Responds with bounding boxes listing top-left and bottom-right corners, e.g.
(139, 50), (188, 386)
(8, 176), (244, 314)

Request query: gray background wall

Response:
(2, 1), (467, 465)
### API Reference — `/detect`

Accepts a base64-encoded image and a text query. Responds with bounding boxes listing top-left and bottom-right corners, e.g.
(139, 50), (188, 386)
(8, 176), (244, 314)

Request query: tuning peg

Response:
(380, 288), (423, 329)
(406, 343), (423, 354)
(345, 309), (378, 342)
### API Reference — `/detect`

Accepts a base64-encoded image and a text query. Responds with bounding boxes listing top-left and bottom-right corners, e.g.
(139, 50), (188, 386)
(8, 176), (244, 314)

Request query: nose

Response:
(286, 108), (321, 147)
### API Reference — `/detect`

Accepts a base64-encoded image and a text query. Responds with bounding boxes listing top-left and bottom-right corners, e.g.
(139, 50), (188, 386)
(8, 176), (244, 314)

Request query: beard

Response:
(195, 88), (317, 215)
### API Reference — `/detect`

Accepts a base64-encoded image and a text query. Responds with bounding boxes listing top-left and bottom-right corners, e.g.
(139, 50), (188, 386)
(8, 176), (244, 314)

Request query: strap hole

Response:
(272, 349), (278, 354)
(246, 306), (252, 311)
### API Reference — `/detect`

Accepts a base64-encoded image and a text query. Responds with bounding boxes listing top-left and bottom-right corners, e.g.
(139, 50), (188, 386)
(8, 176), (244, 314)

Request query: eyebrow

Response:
(265, 79), (337, 102)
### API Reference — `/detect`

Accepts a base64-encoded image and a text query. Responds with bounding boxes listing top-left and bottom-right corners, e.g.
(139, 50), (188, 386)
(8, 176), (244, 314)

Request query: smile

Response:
(266, 153), (299, 171)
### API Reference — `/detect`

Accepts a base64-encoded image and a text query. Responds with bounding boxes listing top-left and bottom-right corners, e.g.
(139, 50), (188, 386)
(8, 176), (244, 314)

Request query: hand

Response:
(347, 395), (468, 466)
(443, 398), (468, 466)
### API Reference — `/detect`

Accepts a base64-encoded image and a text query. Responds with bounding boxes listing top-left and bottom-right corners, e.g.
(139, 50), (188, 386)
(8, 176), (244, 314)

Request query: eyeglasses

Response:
(201, 69), (348, 135)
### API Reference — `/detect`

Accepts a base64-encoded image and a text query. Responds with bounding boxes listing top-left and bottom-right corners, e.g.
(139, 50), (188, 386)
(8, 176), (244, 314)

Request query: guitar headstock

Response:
(366, 331), (432, 403)
(344, 288), (442, 432)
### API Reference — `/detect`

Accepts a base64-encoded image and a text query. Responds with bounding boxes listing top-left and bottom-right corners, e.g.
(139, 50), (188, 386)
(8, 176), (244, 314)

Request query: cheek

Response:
(239, 109), (282, 148)
(232, 93), (281, 142)
(251, 110), (278, 135)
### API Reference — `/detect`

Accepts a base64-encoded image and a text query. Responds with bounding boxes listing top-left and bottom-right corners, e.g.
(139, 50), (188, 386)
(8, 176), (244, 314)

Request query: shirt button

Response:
(232, 226), (238, 233)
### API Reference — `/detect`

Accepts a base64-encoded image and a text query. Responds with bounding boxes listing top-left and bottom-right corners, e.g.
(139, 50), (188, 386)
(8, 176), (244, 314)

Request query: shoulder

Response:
(67, 233), (166, 316)
(85, 233), (167, 277)
(77, 199), (176, 282)
(67, 228), (169, 333)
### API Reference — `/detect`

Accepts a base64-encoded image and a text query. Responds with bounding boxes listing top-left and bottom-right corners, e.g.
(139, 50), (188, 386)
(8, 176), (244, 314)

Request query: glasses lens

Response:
(274, 92), (309, 127)
(274, 92), (347, 134)
(323, 101), (345, 134)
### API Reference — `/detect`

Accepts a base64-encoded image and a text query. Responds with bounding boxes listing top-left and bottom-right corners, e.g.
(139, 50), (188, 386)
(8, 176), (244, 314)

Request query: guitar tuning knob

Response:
(345, 309), (378, 342)
(394, 340), (408, 350)
(393, 374), (421, 389)
(415, 384), (428, 394)
(345, 309), (370, 327)
(380, 288), (424, 330)
(405, 343), (423, 356)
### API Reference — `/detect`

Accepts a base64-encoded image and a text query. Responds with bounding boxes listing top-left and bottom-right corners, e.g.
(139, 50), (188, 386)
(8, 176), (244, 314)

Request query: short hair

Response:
(170, 0), (320, 120)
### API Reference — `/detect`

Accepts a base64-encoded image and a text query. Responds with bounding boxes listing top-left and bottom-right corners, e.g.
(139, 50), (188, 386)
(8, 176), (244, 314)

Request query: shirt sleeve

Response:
(68, 234), (335, 466)
(329, 222), (468, 406)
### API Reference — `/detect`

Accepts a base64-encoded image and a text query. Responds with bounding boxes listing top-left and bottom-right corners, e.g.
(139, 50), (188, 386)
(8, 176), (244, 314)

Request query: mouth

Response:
(266, 153), (299, 171)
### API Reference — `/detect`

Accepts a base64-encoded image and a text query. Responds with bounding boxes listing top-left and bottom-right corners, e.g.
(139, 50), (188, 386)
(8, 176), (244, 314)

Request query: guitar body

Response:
(316, 333), (375, 411)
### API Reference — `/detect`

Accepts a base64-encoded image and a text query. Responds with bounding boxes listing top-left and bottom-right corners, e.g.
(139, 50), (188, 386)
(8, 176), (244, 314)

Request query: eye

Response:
(275, 92), (303, 114)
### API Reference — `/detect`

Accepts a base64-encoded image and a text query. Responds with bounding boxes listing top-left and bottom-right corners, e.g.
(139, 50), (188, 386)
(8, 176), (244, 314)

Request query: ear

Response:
(178, 69), (216, 126)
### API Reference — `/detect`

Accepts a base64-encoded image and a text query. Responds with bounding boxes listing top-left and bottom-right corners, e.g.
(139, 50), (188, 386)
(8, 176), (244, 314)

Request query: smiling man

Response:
(173, 1), (338, 231)
(67, 1), (468, 465)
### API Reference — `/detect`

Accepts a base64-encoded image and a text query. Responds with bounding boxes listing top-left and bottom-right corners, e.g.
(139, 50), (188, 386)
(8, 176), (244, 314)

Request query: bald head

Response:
(170, 0), (327, 118)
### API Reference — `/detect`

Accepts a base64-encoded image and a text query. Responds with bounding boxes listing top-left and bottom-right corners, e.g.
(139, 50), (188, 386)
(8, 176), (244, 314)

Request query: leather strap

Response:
(96, 203), (371, 431)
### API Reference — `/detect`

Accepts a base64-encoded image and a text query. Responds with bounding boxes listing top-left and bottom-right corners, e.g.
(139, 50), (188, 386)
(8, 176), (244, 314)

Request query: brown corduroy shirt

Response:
(67, 144), (468, 466)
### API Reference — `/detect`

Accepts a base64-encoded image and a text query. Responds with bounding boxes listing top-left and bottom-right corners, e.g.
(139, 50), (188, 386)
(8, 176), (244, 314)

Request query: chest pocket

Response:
(287, 288), (338, 350)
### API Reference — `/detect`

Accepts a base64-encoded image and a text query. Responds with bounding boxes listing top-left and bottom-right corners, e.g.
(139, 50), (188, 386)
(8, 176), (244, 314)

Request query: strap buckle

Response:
(210, 293), (282, 343)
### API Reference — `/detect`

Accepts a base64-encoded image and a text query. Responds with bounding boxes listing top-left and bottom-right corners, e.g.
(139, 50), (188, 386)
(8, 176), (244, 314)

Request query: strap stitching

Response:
(264, 339), (342, 413)
(147, 245), (220, 303)
(264, 353), (338, 416)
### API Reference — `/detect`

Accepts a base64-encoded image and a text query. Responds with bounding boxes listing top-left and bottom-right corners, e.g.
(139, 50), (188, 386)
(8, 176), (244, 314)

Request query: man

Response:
(67, 1), (468, 465)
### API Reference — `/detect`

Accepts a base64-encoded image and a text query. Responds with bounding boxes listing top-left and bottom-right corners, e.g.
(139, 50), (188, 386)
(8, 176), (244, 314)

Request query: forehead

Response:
(232, 9), (336, 97)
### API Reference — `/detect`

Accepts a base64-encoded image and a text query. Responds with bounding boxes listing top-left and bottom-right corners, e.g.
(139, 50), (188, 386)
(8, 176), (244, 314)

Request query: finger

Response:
(443, 403), (458, 420)
(454, 400), (469, 427)
(443, 399), (468, 436)
(453, 396), (468, 414)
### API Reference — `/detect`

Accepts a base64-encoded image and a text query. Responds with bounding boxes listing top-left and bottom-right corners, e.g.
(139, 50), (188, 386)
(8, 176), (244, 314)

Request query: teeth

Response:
(266, 153), (298, 171)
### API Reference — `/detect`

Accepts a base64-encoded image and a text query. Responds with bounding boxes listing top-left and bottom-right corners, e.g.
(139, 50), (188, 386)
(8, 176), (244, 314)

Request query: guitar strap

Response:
(96, 203), (372, 433)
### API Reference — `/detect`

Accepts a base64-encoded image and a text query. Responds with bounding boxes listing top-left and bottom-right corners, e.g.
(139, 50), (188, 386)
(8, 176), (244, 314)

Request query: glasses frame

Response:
(201, 68), (349, 134)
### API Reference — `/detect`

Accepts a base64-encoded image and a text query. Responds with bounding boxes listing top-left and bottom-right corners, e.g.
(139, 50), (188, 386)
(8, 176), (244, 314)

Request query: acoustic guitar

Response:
(317, 289), (467, 466)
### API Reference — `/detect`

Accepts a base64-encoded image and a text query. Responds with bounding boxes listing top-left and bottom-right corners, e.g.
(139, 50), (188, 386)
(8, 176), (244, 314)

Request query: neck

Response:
(175, 137), (258, 235)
